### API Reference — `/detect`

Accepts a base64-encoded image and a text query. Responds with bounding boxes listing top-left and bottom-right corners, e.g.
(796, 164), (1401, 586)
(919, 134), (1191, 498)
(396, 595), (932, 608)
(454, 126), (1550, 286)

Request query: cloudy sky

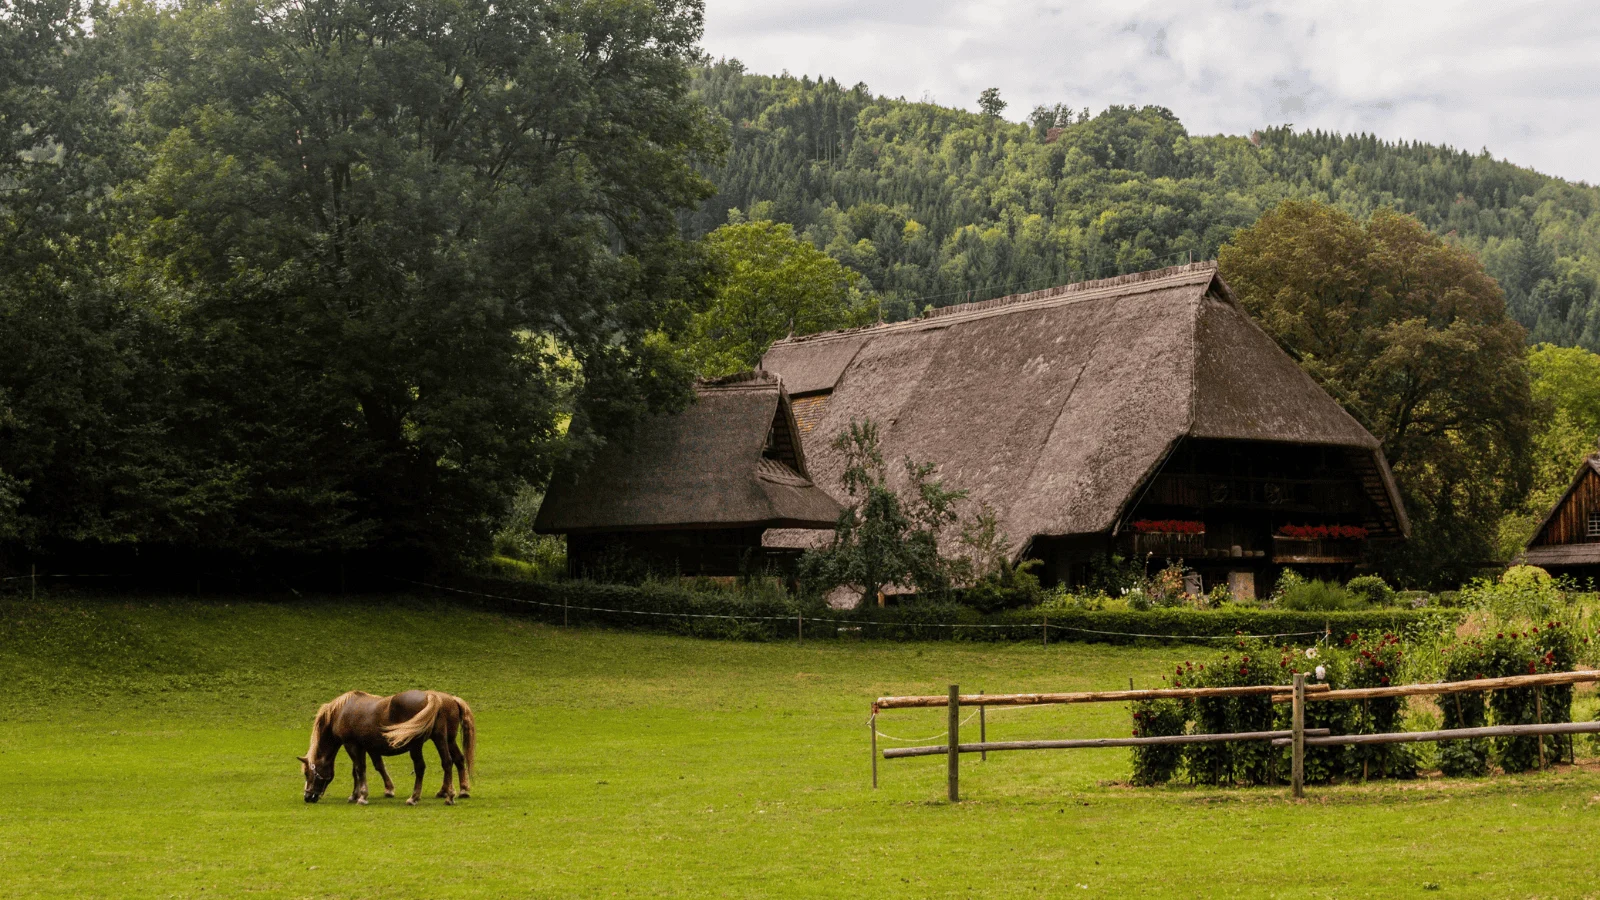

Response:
(701, 1), (1600, 185)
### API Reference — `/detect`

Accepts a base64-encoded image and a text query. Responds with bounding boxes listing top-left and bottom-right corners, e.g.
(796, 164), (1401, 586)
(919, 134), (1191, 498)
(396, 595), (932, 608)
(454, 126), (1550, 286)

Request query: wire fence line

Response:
(393, 576), (1335, 643)
(0, 569), (1338, 645)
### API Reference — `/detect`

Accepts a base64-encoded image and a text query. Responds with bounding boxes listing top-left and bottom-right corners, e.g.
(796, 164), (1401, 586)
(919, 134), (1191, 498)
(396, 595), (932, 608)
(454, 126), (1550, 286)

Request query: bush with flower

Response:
(1341, 631), (1418, 779)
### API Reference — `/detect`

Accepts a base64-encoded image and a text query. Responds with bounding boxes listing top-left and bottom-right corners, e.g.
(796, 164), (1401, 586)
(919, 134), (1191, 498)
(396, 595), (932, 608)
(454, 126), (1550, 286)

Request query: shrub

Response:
(1130, 699), (1187, 785)
(1341, 631), (1417, 778)
(1438, 640), (1492, 776)
(1178, 639), (1281, 786)
(1437, 621), (1577, 774)
(1346, 575), (1396, 608)
(1278, 579), (1362, 612)
(1459, 566), (1568, 621)
(1082, 552), (1144, 596)
(1147, 561), (1189, 608)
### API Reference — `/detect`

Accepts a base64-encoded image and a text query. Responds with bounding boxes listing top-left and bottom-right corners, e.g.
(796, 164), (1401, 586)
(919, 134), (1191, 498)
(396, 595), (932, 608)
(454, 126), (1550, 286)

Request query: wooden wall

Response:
(790, 395), (829, 435)
(1534, 467), (1600, 546)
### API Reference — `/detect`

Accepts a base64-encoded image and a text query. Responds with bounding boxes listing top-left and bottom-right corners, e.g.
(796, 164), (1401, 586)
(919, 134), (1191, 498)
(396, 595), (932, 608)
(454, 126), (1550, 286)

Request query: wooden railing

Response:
(1271, 535), (1364, 564)
(872, 669), (1600, 801)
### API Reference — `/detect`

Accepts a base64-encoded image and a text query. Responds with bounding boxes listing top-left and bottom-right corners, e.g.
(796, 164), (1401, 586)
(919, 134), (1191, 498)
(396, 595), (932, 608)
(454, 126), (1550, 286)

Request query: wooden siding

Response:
(790, 394), (830, 435)
(1534, 468), (1600, 546)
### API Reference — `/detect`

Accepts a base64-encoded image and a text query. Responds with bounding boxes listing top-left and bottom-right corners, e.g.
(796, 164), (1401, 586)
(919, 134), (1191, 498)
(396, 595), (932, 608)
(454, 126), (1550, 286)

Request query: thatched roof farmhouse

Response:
(535, 371), (843, 577)
(762, 262), (1408, 597)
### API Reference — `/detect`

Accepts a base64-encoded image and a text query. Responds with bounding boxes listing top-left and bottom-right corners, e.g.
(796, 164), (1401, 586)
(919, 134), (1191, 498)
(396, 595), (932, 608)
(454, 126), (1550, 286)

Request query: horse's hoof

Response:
(383, 791), (395, 798)
(457, 790), (470, 799)
(405, 798), (417, 806)
(356, 798), (368, 806)
(444, 796), (455, 806)
(436, 790), (449, 798)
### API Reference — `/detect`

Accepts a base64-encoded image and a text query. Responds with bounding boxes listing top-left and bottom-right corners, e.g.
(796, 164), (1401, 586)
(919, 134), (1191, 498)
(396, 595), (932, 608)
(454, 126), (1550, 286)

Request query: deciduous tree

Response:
(1220, 200), (1533, 585)
(685, 217), (873, 376)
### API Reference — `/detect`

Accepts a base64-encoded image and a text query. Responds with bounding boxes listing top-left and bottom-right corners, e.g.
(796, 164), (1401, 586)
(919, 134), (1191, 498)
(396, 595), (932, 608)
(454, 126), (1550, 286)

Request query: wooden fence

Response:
(872, 670), (1600, 801)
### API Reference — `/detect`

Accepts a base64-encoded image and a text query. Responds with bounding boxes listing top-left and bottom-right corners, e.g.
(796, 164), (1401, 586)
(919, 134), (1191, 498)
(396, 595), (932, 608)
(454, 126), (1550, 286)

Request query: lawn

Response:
(1, 592), (1597, 899)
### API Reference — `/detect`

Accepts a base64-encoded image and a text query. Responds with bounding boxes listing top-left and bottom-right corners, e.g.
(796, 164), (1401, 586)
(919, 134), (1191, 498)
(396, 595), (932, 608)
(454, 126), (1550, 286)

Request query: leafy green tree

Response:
(799, 420), (965, 606)
(686, 64), (1600, 339)
(685, 217), (873, 376)
(71, 0), (721, 564)
(1496, 344), (1600, 554)
(977, 87), (1006, 119)
(1219, 200), (1534, 585)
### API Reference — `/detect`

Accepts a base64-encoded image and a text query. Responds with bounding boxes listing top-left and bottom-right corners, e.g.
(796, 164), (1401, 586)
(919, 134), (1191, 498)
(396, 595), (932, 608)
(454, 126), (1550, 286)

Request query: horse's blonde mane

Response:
(305, 691), (365, 762)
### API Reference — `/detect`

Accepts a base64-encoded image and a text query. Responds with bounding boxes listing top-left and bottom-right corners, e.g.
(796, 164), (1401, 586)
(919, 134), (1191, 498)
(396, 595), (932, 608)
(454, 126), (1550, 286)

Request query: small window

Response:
(1589, 513), (1600, 538)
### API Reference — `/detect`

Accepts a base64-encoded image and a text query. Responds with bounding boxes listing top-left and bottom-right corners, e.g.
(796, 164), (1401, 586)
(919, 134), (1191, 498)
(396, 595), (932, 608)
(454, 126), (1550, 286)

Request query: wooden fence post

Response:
(30, 563), (37, 601)
(1042, 616), (1048, 647)
(1535, 690), (1546, 769)
(979, 690), (987, 762)
(870, 711), (878, 789)
(947, 684), (960, 802)
(797, 610), (803, 644)
(1292, 673), (1306, 799)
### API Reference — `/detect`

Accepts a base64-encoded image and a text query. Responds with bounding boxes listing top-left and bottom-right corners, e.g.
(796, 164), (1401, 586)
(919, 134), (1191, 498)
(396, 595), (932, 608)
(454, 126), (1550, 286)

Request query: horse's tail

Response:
(383, 691), (446, 749)
(456, 696), (476, 780)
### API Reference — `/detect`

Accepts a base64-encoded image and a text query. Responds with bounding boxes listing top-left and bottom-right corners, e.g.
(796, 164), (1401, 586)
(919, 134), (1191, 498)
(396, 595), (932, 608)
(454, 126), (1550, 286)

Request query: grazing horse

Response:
(299, 690), (475, 805)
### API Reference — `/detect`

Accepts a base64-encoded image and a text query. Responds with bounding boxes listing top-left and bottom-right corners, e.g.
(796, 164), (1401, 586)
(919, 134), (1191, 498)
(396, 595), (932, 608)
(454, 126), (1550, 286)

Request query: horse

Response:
(298, 690), (475, 805)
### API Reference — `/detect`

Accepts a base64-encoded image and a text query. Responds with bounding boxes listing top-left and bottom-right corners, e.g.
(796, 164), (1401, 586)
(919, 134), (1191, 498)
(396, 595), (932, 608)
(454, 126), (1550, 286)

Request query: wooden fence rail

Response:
(1270, 720), (1600, 747)
(1268, 668), (1600, 703)
(874, 682), (1330, 711)
(883, 728), (1334, 759)
(873, 670), (1600, 801)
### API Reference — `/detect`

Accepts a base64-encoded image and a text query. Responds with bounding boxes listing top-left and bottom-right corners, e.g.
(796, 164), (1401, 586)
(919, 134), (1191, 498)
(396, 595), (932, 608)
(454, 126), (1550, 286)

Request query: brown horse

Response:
(298, 690), (475, 805)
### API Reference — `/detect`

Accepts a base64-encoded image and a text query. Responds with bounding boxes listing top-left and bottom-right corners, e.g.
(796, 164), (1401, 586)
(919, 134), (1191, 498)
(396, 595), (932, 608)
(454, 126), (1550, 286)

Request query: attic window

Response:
(1589, 513), (1600, 538)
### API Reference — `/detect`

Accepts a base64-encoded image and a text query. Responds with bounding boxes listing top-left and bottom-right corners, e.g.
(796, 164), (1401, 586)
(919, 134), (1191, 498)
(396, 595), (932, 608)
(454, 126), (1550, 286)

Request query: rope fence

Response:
(391, 576), (1336, 644)
(3, 569), (1344, 645)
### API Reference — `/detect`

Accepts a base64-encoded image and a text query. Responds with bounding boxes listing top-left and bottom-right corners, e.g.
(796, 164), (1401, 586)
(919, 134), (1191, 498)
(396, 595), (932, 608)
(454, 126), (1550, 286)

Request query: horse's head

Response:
(299, 755), (332, 803)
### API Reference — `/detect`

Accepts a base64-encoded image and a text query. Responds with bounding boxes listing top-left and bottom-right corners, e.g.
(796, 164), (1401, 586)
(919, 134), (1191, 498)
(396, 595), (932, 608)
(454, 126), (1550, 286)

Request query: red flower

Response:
(1380, 676), (1390, 686)
(1132, 519), (1205, 534)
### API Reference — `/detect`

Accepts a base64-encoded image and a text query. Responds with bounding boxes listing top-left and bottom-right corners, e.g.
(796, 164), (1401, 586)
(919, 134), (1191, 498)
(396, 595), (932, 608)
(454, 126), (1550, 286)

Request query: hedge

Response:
(443, 576), (1461, 645)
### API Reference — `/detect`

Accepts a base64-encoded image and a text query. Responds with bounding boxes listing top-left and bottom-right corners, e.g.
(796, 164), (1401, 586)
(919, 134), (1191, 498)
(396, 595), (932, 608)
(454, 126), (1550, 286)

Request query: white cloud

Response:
(701, 0), (1600, 184)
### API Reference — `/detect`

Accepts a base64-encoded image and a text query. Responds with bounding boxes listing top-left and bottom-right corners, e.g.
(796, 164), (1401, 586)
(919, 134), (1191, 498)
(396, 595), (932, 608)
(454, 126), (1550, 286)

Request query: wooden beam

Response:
(1268, 720), (1600, 748)
(1291, 673), (1305, 800)
(1269, 669), (1600, 703)
(946, 685), (959, 802)
(876, 682), (1332, 710)
(882, 728), (1333, 759)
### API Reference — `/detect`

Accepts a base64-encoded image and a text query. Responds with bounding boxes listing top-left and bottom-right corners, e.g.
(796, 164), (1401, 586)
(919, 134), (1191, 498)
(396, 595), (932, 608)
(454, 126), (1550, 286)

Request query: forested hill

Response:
(687, 61), (1600, 346)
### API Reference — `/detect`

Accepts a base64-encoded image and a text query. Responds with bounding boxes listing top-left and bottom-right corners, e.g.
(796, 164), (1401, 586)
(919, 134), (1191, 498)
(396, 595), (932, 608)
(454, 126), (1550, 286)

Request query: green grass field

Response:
(3, 593), (1598, 899)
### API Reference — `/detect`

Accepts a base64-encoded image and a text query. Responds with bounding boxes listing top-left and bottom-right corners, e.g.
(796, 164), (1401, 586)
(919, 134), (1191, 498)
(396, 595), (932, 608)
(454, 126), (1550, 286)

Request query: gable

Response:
(762, 262), (1409, 554)
(1530, 459), (1600, 548)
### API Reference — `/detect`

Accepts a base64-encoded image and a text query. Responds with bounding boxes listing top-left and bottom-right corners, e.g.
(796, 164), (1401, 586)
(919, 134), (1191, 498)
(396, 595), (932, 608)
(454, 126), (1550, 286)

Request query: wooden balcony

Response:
(1271, 535), (1365, 564)
(1128, 532), (1205, 560)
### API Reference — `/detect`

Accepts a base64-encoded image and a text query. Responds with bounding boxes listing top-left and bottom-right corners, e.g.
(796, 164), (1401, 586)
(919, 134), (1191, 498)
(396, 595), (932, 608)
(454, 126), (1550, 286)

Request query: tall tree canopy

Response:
(1219, 200), (1533, 585)
(2, 0), (722, 566)
(1496, 344), (1600, 555)
(684, 216), (873, 376)
(687, 63), (1600, 344)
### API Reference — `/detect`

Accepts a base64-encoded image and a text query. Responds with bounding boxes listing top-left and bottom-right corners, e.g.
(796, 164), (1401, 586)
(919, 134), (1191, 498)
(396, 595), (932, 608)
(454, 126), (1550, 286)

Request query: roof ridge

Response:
(923, 260), (1218, 321)
(695, 370), (782, 393)
(773, 261), (1219, 348)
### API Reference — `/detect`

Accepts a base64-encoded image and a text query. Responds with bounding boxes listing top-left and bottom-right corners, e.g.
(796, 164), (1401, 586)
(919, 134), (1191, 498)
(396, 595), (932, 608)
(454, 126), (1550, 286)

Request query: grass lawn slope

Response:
(1, 593), (1596, 899)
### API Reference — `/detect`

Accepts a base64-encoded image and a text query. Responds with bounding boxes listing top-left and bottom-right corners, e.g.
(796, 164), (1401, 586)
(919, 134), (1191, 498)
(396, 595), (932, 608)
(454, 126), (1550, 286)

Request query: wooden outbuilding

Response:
(1520, 447), (1600, 579)
(534, 371), (844, 577)
(761, 262), (1409, 597)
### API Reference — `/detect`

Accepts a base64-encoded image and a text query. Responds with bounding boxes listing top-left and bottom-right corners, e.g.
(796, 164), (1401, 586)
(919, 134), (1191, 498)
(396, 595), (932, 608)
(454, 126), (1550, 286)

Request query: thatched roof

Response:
(761, 262), (1408, 555)
(535, 372), (844, 534)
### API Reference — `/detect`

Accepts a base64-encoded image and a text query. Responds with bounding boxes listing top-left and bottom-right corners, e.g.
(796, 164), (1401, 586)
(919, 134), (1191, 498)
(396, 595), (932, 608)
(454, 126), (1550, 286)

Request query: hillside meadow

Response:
(2, 592), (1598, 898)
